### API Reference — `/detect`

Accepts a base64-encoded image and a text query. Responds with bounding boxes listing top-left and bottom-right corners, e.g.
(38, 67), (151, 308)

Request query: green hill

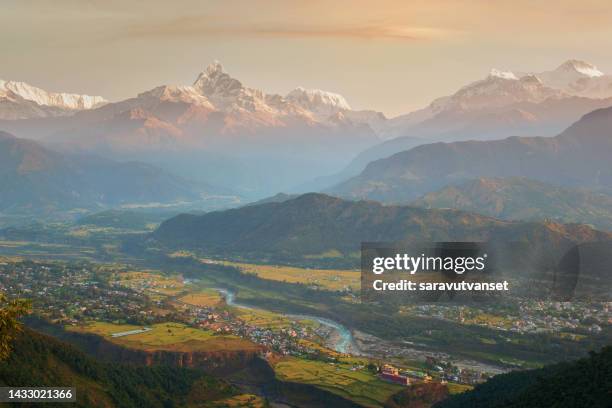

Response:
(0, 328), (239, 407)
(412, 177), (612, 231)
(152, 193), (611, 267)
(435, 346), (612, 408)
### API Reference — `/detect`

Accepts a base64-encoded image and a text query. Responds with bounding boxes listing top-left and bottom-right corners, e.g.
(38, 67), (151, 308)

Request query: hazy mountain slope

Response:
(1, 62), (380, 197)
(339, 60), (612, 178)
(525, 59), (612, 99)
(331, 106), (612, 202)
(412, 178), (612, 231)
(152, 193), (611, 265)
(435, 346), (612, 408)
(0, 131), (199, 214)
(0, 328), (238, 408)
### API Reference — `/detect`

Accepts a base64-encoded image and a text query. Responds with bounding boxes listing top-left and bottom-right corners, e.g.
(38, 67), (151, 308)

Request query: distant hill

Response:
(76, 210), (165, 230)
(152, 193), (611, 267)
(0, 328), (239, 407)
(412, 177), (612, 231)
(331, 106), (612, 202)
(0, 131), (200, 215)
(435, 346), (612, 408)
(243, 192), (298, 207)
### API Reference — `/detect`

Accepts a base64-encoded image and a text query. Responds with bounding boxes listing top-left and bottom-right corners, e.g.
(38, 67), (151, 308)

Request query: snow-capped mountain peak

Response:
(0, 79), (107, 119)
(520, 59), (612, 98)
(193, 61), (245, 100)
(555, 59), (603, 78)
(489, 69), (518, 80)
(0, 79), (107, 110)
(286, 87), (351, 117)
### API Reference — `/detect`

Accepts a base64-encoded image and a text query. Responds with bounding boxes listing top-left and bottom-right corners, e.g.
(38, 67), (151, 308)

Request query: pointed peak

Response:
(519, 74), (542, 84)
(205, 60), (225, 75)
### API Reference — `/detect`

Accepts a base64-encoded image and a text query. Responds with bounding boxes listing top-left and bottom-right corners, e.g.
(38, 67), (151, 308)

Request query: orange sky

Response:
(3, 0), (612, 116)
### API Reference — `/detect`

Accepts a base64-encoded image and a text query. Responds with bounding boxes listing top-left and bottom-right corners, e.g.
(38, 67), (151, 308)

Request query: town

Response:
(1, 257), (608, 388)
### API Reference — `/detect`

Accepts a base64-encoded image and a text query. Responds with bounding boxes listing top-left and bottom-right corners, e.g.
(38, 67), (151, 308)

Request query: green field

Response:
(274, 357), (404, 407)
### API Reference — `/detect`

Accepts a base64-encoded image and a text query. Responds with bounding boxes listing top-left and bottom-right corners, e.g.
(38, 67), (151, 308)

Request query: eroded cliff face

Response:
(88, 337), (265, 375)
(26, 319), (264, 375)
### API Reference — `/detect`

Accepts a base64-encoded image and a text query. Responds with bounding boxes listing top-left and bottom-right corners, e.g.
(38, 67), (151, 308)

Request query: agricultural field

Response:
(446, 382), (473, 395)
(179, 289), (223, 307)
(207, 394), (266, 408)
(201, 258), (360, 291)
(0, 240), (97, 259)
(233, 307), (319, 332)
(273, 357), (404, 408)
(69, 322), (260, 353)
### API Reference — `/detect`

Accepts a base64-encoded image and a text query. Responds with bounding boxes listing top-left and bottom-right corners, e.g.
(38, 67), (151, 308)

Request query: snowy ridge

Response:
(286, 87), (351, 117)
(0, 79), (107, 110)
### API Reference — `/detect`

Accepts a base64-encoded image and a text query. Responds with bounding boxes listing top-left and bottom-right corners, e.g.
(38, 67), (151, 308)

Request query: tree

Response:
(0, 293), (31, 360)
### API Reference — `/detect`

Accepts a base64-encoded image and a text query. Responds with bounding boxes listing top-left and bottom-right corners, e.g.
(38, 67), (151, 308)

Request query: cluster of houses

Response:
(404, 300), (609, 336)
(0, 261), (158, 326)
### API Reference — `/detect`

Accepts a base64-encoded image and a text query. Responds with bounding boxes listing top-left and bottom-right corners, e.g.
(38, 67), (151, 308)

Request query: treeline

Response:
(434, 346), (612, 408)
(0, 328), (237, 407)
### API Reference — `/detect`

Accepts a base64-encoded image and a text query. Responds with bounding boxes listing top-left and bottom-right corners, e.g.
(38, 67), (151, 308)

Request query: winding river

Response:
(215, 288), (356, 354)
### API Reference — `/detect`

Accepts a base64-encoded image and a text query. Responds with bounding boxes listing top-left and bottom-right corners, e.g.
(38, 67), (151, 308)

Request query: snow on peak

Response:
(286, 87), (351, 114)
(556, 59), (603, 78)
(205, 60), (225, 75)
(193, 61), (244, 99)
(489, 69), (518, 80)
(0, 79), (107, 110)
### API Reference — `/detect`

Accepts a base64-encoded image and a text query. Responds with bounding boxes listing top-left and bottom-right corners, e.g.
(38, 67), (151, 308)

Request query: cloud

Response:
(125, 15), (451, 41)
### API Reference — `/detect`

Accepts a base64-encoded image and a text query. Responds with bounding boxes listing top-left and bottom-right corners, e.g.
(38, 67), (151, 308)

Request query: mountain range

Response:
(412, 177), (612, 231)
(333, 60), (612, 180)
(0, 79), (106, 120)
(331, 105), (612, 202)
(0, 62), (383, 197)
(0, 131), (201, 216)
(3, 59), (611, 197)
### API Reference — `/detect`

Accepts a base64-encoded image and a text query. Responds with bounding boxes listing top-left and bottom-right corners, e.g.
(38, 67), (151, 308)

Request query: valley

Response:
(1, 31), (611, 407)
(0, 209), (609, 407)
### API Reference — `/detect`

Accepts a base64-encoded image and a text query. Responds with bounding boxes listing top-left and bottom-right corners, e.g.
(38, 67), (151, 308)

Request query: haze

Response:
(3, 0), (612, 116)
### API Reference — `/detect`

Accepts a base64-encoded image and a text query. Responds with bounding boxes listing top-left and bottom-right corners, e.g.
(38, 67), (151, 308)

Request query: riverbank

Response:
(215, 287), (359, 354)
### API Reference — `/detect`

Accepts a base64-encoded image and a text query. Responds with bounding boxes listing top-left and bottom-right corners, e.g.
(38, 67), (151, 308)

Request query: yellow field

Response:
(69, 322), (260, 353)
(179, 290), (223, 307)
(208, 394), (266, 408)
(447, 383), (473, 394)
(233, 308), (319, 331)
(205, 259), (360, 291)
(273, 357), (403, 407)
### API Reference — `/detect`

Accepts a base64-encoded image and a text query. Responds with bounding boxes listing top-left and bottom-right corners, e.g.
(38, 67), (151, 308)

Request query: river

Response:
(215, 288), (357, 354)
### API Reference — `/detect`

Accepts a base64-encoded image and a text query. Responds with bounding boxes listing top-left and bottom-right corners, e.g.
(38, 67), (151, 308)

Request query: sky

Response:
(3, 0), (612, 116)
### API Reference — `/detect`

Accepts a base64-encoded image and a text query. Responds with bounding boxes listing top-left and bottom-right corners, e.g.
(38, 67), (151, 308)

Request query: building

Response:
(380, 364), (410, 386)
